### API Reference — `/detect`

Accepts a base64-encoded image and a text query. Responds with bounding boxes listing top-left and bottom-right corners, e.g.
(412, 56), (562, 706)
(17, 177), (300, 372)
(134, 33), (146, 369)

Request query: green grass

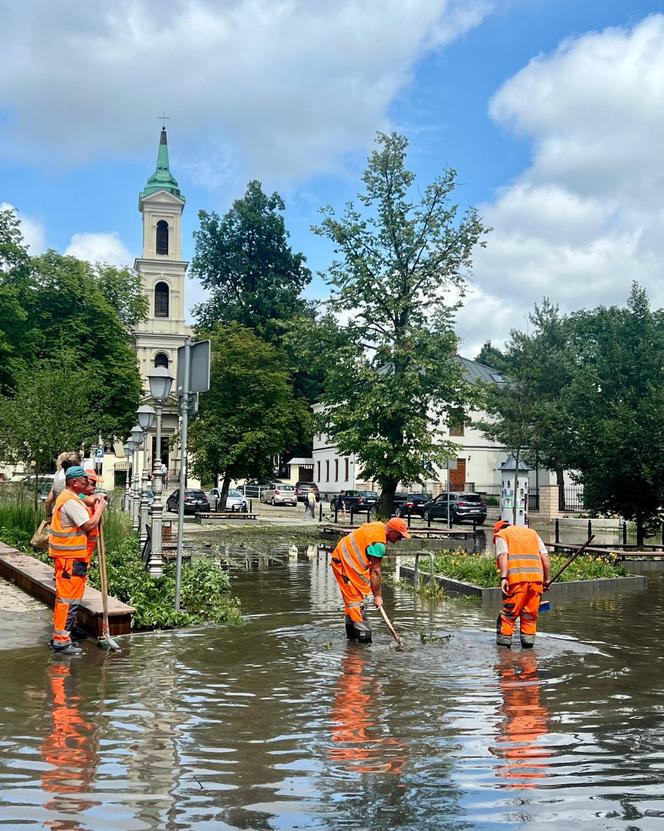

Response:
(420, 550), (627, 587)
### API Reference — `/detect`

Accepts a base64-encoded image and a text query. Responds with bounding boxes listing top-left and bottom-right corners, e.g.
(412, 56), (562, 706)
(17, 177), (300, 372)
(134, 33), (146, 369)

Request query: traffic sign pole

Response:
(175, 339), (191, 612)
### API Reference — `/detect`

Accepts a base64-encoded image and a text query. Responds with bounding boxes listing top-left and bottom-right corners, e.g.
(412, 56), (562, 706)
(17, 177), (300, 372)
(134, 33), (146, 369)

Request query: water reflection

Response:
(40, 662), (99, 830)
(329, 647), (405, 775)
(492, 650), (550, 791)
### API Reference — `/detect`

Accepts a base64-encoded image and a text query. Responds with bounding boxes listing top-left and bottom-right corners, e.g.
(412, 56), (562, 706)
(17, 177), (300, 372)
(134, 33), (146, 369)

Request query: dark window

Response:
(156, 220), (169, 255)
(154, 281), (169, 318)
(334, 459), (339, 482)
(344, 458), (349, 481)
(317, 461), (321, 481)
(449, 418), (465, 437)
(154, 352), (169, 368)
(325, 460), (329, 482)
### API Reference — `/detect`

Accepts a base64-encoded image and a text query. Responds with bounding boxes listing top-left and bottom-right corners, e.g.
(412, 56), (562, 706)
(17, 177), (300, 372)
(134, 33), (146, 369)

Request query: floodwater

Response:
(1, 541), (663, 830)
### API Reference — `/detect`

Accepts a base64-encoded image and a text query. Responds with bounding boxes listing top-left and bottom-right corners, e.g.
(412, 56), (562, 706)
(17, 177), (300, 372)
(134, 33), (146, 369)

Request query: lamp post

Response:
(137, 405), (156, 548)
(130, 425), (144, 535)
(147, 367), (173, 577)
(124, 439), (135, 515)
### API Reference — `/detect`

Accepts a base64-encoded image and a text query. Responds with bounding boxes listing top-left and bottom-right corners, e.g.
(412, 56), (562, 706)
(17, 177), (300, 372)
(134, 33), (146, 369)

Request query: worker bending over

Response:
(494, 519), (551, 649)
(331, 518), (410, 643)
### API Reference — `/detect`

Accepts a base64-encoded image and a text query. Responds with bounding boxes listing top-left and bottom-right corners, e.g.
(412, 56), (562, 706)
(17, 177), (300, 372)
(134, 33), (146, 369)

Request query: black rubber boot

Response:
(345, 615), (358, 640)
(520, 634), (535, 649)
(353, 619), (372, 643)
(496, 614), (512, 647)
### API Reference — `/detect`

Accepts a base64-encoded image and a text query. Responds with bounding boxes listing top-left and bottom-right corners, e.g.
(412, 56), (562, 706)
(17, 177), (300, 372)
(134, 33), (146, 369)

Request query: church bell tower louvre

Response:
(133, 126), (190, 474)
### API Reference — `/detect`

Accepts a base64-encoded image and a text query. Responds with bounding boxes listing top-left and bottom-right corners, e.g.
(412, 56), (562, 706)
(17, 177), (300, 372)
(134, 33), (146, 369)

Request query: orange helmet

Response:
(493, 519), (509, 538)
(386, 517), (411, 539)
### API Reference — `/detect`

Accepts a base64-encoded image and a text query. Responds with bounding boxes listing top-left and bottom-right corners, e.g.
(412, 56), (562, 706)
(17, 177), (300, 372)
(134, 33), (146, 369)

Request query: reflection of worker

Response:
(330, 518), (410, 642)
(40, 663), (98, 826)
(494, 520), (551, 648)
(329, 648), (405, 774)
(492, 650), (550, 788)
(48, 466), (108, 655)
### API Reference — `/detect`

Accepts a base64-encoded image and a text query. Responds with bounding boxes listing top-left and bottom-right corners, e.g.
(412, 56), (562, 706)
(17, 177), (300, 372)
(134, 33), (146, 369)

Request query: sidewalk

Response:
(0, 575), (51, 650)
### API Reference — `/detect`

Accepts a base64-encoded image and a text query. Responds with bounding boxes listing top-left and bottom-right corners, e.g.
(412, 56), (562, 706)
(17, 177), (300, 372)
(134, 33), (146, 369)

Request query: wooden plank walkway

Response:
(0, 543), (135, 636)
(320, 524), (479, 539)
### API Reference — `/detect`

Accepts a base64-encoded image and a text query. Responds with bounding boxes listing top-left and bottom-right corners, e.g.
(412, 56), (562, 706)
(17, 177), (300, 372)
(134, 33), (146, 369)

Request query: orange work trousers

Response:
(331, 557), (368, 623)
(498, 581), (542, 637)
(53, 557), (89, 648)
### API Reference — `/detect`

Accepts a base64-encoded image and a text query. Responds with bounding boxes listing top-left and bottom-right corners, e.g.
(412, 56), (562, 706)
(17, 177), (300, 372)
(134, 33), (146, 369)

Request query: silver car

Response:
(259, 481), (297, 506)
(209, 488), (248, 512)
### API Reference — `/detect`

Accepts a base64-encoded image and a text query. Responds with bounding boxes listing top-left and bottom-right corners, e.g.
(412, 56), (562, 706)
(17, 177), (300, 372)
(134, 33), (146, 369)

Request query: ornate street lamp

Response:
(129, 426), (144, 533)
(136, 405), (156, 548)
(146, 367), (174, 577)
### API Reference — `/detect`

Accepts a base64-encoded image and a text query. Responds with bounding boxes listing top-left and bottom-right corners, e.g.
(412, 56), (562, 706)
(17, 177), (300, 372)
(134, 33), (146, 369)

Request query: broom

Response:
(539, 534), (595, 612)
(96, 516), (121, 651)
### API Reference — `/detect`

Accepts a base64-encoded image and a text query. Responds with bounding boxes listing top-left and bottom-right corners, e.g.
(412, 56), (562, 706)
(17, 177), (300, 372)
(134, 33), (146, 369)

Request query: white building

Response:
(312, 356), (559, 499)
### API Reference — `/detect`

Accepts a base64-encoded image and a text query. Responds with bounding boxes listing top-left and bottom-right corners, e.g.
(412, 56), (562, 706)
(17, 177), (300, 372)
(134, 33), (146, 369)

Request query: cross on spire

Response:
(158, 112), (170, 129)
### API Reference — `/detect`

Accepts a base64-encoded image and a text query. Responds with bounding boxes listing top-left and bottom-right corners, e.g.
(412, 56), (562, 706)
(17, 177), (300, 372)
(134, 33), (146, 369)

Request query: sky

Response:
(2, 0), (664, 357)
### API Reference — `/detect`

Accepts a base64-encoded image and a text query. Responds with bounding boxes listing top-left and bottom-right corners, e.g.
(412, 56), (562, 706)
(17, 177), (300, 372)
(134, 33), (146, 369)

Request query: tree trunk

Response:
(378, 480), (398, 520)
(556, 464), (566, 511)
(636, 514), (644, 548)
(219, 472), (232, 512)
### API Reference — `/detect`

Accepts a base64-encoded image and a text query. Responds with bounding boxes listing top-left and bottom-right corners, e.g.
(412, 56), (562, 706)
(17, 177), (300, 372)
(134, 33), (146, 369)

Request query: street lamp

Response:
(136, 405), (156, 548)
(124, 438), (135, 515)
(147, 367), (174, 577)
(130, 425), (144, 534)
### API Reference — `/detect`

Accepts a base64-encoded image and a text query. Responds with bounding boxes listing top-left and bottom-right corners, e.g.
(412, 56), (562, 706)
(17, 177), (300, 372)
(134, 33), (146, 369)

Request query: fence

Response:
(563, 486), (585, 512)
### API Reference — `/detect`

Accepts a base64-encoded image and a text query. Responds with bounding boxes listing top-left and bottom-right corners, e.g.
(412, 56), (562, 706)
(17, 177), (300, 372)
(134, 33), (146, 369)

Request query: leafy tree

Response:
(0, 216), (143, 440)
(191, 180), (312, 338)
(479, 300), (576, 511)
(0, 357), (92, 505)
(565, 284), (664, 544)
(189, 325), (311, 508)
(313, 132), (489, 516)
(475, 341), (508, 372)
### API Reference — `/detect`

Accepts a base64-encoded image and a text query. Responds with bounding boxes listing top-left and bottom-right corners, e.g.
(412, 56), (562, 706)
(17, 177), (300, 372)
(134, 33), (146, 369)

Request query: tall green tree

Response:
(313, 132), (489, 515)
(0, 357), (92, 505)
(191, 180), (312, 338)
(565, 284), (664, 544)
(189, 325), (311, 507)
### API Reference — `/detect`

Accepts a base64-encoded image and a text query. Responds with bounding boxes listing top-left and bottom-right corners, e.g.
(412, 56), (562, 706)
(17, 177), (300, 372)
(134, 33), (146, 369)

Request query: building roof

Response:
(455, 355), (503, 384)
(140, 128), (183, 200)
(287, 457), (314, 466)
(500, 455), (531, 471)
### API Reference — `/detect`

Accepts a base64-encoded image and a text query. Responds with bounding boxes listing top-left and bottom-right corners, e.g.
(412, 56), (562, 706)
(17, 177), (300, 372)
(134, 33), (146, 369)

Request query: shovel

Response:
(540, 534), (595, 612)
(377, 605), (402, 648)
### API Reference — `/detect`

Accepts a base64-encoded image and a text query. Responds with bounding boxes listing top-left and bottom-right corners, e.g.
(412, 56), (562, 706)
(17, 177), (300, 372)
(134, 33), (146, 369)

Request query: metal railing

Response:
(563, 486), (585, 512)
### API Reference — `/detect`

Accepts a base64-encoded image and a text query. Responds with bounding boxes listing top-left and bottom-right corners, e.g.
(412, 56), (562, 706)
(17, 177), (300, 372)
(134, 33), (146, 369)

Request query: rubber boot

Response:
(496, 633), (512, 648)
(520, 634), (535, 649)
(353, 619), (372, 644)
(345, 615), (358, 641)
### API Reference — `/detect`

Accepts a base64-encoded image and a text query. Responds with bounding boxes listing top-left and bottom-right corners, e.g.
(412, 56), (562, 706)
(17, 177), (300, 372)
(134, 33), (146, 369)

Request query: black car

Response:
(392, 492), (431, 517)
(166, 488), (211, 514)
(330, 490), (379, 512)
(422, 492), (487, 525)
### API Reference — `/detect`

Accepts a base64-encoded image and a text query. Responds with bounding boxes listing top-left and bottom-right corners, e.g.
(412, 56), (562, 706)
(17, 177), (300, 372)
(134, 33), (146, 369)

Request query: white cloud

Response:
(0, 0), (491, 184)
(65, 231), (133, 266)
(458, 14), (664, 356)
(0, 201), (46, 254)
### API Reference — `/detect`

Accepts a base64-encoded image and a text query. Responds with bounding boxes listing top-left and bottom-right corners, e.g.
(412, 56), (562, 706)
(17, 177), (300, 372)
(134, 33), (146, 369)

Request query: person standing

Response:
(48, 466), (107, 655)
(306, 488), (317, 520)
(494, 520), (551, 649)
(44, 452), (81, 518)
(330, 518), (410, 643)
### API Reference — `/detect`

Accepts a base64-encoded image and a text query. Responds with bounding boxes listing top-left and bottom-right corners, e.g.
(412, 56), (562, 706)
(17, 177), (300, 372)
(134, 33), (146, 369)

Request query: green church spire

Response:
(140, 128), (183, 200)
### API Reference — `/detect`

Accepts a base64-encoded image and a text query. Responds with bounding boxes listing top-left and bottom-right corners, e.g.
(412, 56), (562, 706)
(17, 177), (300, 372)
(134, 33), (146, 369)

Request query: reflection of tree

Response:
(329, 648), (405, 774)
(492, 650), (550, 790)
(40, 663), (99, 830)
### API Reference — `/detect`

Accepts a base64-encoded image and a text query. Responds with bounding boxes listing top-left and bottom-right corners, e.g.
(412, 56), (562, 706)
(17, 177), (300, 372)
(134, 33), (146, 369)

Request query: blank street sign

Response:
(177, 340), (211, 394)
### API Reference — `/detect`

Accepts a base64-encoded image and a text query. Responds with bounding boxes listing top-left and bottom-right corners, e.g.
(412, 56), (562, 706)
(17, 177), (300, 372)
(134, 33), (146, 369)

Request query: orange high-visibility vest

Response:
(333, 522), (386, 593)
(48, 491), (89, 559)
(495, 526), (544, 586)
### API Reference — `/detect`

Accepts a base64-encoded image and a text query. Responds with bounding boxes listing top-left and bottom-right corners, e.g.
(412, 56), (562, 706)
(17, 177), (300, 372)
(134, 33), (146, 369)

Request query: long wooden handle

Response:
(378, 605), (401, 646)
(98, 519), (111, 636)
(550, 535), (595, 584)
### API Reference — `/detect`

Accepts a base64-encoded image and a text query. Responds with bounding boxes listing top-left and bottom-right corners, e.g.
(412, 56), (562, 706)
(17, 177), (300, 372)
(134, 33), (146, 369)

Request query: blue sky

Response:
(2, 0), (664, 354)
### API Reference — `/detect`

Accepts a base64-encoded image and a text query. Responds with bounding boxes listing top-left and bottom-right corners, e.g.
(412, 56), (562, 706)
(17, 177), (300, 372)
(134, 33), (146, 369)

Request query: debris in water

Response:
(419, 630), (452, 645)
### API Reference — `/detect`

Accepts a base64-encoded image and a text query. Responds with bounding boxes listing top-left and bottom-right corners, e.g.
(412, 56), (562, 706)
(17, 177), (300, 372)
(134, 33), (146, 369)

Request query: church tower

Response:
(134, 127), (190, 471)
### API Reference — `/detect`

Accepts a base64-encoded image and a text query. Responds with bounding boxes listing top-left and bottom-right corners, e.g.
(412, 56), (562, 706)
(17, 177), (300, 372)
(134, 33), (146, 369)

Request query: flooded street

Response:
(1, 540), (663, 830)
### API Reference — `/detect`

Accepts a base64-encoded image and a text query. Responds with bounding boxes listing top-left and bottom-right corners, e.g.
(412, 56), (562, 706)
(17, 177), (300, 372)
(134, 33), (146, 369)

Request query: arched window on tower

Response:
(154, 281), (169, 318)
(154, 352), (169, 368)
(156, 220), (169, 255)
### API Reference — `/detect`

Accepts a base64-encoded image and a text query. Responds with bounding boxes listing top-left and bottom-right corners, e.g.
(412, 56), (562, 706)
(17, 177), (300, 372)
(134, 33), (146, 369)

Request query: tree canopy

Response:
(313, 132), (489, 515)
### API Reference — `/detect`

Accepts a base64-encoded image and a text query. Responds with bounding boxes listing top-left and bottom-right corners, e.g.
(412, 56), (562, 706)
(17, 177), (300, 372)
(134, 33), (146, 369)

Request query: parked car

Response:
(392, 492), (432, 517)
(259, 481), (297, 506)
(330, 490), (379, 513)
(241, 480), (272, 499)
(166, 488), (211, 514)
(422, 492), (487, 525)
(295, 482), (320, 503)
(209, 488), (248, 512)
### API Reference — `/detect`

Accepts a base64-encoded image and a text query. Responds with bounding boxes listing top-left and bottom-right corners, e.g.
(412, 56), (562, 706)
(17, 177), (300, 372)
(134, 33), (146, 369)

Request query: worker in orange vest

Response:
(330, 517), (410, 642)
(494, 519), (551, 648)
(48, 465), (108, 655)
